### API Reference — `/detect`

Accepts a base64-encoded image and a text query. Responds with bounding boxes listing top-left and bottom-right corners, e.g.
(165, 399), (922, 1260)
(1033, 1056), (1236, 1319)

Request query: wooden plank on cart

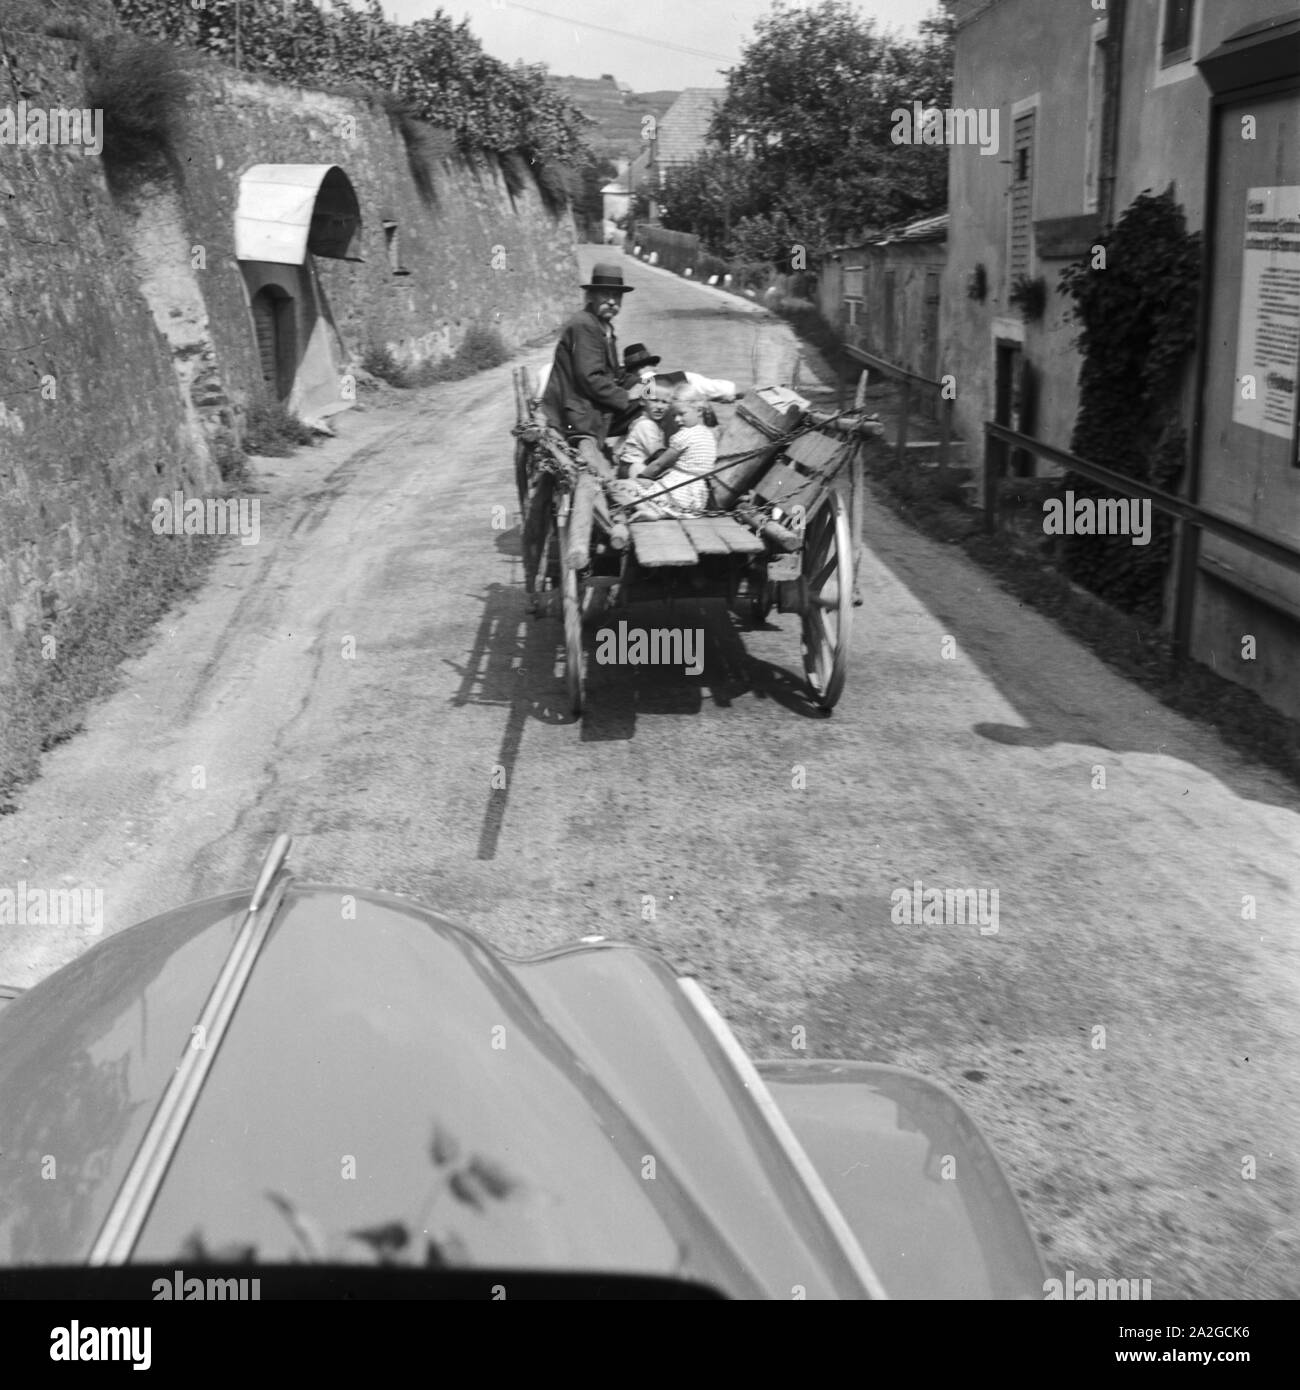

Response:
(705, 515), (766, 554)
(630, 521), (700, 567)
(679, 518), (733, 555)
(752, 458), (821, 510)
(785, 432), (846, 477)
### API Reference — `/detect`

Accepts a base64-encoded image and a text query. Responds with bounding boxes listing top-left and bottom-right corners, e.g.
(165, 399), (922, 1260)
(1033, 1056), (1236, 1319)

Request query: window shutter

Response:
(1010, 111), (1036, 282)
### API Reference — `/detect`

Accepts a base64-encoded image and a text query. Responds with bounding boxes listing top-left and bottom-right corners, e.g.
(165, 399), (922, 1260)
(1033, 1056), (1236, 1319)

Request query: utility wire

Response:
(500, 1), (735, 65)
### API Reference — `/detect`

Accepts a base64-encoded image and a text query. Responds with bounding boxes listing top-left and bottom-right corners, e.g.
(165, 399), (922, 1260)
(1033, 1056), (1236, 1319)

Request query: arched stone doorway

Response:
(235, 164), (362, 425)
(250, 284), (295, 403)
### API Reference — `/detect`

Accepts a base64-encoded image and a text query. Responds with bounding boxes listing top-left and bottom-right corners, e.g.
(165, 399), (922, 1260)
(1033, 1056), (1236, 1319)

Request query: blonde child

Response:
(637, 385), (716, 515)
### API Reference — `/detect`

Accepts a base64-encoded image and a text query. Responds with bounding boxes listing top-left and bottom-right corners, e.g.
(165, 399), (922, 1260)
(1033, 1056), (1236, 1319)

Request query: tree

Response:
(659, 150), (757, 250)
(661, 0), (956, 255)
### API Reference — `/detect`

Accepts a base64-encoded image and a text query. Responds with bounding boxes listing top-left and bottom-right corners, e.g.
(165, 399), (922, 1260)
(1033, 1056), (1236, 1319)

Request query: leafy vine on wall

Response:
(1057, 190), (1202, 621)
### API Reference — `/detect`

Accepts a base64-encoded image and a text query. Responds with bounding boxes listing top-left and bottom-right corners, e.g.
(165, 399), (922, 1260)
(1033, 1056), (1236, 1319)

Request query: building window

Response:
(843, 264), (864, 330)
(383, 221), (411, 277)
(1083, 20), (1108, 213)
(1160, 0), (1195, 66)
(1009, 110), (1036, 285)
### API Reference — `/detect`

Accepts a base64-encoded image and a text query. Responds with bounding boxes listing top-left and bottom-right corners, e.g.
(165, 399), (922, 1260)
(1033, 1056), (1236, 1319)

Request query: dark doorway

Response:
(251, 285), (295, 402)
(922, 269), (941, 381)
(993, 339), (1020, 481)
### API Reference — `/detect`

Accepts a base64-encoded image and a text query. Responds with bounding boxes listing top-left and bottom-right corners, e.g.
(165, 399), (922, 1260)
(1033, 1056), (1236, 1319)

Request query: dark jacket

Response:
(541, 308), (633, 444)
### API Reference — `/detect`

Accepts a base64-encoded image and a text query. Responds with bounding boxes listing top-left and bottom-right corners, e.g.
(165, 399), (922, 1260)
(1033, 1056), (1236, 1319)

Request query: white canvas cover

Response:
(235, 165), (360, 266)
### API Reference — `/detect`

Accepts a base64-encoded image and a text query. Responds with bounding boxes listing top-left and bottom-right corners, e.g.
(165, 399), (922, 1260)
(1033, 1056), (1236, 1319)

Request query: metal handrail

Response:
(983, 421), (1300, 577)
(844, 344), (955, 468)
(844, 343), (946, 394)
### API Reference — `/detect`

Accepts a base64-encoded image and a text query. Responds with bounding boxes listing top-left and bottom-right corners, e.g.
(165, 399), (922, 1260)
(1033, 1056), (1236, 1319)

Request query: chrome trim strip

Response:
(677, 975), (889, 1300)
(248, 831), (292, 911)
(87, 836), (295, 1265)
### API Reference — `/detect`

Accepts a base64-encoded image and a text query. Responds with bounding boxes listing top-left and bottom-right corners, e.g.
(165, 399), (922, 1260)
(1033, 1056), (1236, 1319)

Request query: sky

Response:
(378, 0), (941, 91)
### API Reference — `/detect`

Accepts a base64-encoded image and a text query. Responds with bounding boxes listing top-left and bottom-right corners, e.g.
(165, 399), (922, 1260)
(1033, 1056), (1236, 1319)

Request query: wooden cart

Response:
(511, 367), (881, 719)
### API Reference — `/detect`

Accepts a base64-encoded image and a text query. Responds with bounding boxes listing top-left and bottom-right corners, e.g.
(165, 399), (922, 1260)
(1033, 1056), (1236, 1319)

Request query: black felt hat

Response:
(622, 343), (660, 370)
(581, 262), (635, 293)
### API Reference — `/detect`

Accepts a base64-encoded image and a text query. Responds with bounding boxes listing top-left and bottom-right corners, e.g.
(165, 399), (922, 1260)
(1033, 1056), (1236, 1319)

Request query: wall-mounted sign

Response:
(1233, 186), (1300, 454)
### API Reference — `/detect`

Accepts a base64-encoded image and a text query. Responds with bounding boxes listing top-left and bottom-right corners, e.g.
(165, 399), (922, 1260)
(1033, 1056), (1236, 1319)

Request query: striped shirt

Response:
(667, 424), (717, 477)
(646, 425), (717, 513)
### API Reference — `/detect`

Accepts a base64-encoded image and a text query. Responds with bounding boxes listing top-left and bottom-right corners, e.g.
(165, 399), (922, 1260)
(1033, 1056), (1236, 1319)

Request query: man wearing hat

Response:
(621, 341), (660, 380)
(540, 262), (643, 481)
(611, 341), (662, 438)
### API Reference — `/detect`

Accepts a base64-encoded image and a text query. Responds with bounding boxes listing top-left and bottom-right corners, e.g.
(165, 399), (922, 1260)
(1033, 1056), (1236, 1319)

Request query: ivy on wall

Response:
(1057, 190), (1202, 622)
(107, 0), (590, 202)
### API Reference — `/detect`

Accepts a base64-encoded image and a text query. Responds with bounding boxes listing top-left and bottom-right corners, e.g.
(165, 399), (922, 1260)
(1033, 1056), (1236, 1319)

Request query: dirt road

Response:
(1, 248), (1297, 1298)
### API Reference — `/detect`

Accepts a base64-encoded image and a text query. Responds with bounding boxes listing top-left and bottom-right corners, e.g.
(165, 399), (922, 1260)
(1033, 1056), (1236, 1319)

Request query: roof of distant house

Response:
(828, 211), (949, 254)
(875, 211), (949, 245)
(655, 88), (726, 166)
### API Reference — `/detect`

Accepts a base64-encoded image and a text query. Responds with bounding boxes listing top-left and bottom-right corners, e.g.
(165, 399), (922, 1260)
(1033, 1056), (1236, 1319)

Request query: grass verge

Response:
(401, 324), (511, 387)
(0, 529), (220, 812)
(243, 400), (316, 456)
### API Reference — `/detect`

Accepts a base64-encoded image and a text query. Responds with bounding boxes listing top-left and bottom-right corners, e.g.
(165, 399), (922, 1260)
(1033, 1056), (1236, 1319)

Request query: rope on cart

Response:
(631, 407), (866, 517)
(515, 406), (871, 521)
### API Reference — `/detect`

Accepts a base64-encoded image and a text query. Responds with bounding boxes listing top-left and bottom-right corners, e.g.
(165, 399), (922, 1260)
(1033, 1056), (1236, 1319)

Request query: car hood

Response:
(0, 883), (1041, 1297)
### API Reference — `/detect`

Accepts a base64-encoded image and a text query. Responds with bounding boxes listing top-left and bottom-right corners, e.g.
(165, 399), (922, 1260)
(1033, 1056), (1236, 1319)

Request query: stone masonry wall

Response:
(0, 35), (211, 722)
(0, 26), (579, 786)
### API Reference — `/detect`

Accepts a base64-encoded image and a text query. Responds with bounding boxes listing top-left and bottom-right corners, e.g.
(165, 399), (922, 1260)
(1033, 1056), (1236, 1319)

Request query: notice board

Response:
(1232, 185), (1300, 456)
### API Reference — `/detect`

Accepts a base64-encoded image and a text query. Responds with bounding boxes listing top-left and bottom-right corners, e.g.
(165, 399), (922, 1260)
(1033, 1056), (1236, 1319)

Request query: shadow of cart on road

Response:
(447, 538), (827, 858)
(579, 597), (828, 743)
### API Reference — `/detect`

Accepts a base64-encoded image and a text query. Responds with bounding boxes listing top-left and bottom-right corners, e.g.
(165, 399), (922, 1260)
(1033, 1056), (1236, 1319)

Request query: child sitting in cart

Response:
(616, 381), (670, 479)
(633, 384), (717, 516)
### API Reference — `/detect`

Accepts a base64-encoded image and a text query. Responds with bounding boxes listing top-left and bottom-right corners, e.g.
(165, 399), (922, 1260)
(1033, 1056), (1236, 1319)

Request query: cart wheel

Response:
(558, 501), (586, 718)
(533, 517), (563, 620)
(514, 439), (530, 518)
(523, 473), (556, 610)
(800, 490), (854, 710)
(562, 563), (586, 717)
(750, 574), (773, 626)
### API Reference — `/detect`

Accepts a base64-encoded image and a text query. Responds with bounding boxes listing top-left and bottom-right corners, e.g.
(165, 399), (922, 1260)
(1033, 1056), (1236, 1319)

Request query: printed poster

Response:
(1233, 185), (1300, 451)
